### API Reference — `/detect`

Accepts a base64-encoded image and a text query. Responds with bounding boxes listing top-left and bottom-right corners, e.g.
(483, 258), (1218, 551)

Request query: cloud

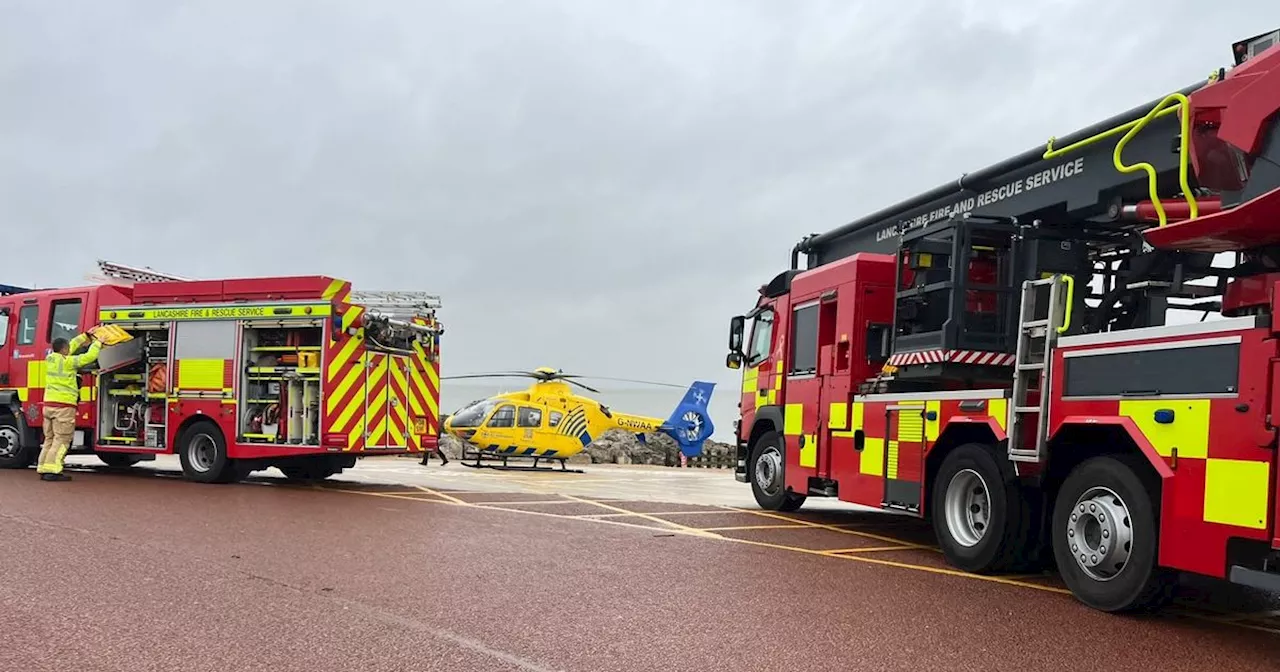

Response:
(1, 1), (1272, 437)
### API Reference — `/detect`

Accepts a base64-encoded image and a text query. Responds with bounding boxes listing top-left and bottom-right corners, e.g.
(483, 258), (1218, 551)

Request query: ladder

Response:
(1008, 274), (1073, 463)
(90, 260), (442, 312)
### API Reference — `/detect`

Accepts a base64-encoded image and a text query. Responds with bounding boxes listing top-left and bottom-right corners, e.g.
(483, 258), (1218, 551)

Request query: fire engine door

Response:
(882, 403), (926, 513)
(369, 354), (411, 449)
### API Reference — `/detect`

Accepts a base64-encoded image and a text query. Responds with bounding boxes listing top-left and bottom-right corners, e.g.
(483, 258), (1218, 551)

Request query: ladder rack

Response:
(1008, 274), (1072, 463)
(89, 260), (441, 312)
(0, 283), (33, 296)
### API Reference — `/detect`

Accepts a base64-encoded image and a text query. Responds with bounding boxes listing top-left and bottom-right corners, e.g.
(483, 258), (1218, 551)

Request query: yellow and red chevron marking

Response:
(324, 328), (375, 451)
(409, 339), (440, 437)
(321, 278), (353, 305)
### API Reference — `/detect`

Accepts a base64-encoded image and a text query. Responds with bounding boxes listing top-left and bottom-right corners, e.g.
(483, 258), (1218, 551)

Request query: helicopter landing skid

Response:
(459, 451), (585, 474)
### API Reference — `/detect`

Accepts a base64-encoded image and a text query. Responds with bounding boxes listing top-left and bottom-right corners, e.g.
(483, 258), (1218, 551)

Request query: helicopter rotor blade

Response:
(565, 378), (601, 394)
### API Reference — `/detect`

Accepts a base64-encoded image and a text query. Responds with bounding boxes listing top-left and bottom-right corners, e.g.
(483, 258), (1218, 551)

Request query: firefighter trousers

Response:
(36, 406), (77, 475)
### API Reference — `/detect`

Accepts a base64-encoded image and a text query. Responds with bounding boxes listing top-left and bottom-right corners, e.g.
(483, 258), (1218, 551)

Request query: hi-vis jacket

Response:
(44, 333), (101, 408)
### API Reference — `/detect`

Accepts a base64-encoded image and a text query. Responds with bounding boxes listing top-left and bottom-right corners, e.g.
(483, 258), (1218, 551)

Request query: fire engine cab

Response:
(0, 260), (443, 484)
(726, 30), (1280, 612)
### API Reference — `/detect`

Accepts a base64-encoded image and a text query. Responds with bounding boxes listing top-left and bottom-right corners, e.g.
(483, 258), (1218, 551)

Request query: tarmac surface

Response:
(4, 454), (1280, 671)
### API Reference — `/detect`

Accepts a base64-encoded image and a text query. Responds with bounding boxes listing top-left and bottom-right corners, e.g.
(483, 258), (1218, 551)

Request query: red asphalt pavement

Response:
(3, 466), (1280, 672)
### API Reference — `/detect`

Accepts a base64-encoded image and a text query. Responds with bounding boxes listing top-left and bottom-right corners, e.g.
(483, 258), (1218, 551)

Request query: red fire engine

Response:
(0, 260), (443, 483)
(726, 30), (1280, 612)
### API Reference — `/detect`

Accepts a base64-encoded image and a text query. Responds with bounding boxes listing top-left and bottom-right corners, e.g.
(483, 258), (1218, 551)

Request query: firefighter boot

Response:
(40, 473), (72, 482)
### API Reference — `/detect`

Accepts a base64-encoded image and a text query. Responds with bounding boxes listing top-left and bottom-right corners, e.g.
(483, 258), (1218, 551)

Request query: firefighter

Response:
(36, 331), (103, 481)
(419, 443), (449, 466)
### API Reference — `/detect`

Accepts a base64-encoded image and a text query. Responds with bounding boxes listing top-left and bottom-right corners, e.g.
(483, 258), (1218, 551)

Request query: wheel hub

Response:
(944, 468), (991, 547)
(0, 426), (18, 459)
(189, 434), (215, 472)
(1067, 486), (1134, 581)
(754, 447), (782, 496)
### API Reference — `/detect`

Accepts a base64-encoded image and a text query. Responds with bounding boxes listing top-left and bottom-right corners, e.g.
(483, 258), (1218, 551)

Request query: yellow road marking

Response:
(561, 495), (720, 539)
(823, 545), (919, 554)
(700, 524), (808, 531)
(720, 506), (940, 552)
(409, 484), (466, 505)
(301, 482), (1280, 636)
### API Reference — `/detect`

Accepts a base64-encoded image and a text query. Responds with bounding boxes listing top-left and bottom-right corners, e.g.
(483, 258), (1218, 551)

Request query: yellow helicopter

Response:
(440, 367), (716, 472)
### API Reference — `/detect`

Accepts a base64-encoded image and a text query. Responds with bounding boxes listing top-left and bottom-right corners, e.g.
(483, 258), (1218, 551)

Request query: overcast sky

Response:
(1, 1), (1273, 428)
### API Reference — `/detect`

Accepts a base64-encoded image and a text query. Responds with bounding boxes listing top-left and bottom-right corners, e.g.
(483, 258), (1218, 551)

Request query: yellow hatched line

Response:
(719, 506), (940, 551)
(561, 495), (720, 538)
(823, 545), (918, 554)
(701, 524), (807, 531)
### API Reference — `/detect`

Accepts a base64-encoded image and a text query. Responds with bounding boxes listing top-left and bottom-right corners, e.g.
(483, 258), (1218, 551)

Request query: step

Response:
(1014, 405), (1041, 413)
(1016, 363), (1044, 371)
(1021, 319), (1050, 329)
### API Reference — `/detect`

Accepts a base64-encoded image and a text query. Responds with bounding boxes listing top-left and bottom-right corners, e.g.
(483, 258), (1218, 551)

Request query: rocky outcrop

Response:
(435, 430), (734, 466)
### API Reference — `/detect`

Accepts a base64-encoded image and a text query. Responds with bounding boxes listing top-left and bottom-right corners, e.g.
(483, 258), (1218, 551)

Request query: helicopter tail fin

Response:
(661, 381), (716, 457)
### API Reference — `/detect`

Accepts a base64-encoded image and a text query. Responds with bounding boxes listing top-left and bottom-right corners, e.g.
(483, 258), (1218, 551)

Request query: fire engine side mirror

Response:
(728, 315), (745, 353)
(726, 352), (743, 370)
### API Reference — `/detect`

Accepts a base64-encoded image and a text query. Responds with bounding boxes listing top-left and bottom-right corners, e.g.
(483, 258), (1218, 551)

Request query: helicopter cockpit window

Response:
(548, 411), (563, 427)
(486, 404), (516, 428)
(517, 407), (542, 428)
(449, 399), (498, 428)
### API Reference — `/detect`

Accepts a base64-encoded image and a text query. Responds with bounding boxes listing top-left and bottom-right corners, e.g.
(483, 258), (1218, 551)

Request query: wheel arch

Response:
(1044, 418), (1170, 505)
(173, 413), (225, 451)
(923, 422), (1004, 522)
(747, 407), (783, 447)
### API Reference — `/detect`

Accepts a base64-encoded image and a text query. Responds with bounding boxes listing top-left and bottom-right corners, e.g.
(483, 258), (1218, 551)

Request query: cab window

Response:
(16, 305), (38, 346)
(746, 310), (774, 367)
(49, 300), (82, 344)
(486, 404), (516, 428)
(790, 302), (818, 375)
(517, 407), (542, 428)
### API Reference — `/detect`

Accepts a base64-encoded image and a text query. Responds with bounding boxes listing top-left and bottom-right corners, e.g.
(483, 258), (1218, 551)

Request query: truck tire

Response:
(1051, 454), (1175, 612)
(177, 421), (240, 484)
(0, 415), (33, 469)
(931, 443), (1035, 574)
(748, 430), (805, 512)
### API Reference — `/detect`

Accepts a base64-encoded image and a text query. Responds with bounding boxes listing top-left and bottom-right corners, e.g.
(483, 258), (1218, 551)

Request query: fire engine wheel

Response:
(749, 430), (805, 512)
(0, 416), (33, 469)
(931, 443), (1033, 574)
(1051, 454), (1175, 612)
(177, 421), (240, 484)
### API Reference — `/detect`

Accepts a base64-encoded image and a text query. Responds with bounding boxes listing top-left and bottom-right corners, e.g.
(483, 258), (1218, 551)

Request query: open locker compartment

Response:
(95, 323), (172, 449)
(239, 319), (324, 445)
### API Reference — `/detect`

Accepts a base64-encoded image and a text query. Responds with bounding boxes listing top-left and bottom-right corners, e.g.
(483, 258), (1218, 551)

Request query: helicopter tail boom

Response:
(659, 381), (716, 457)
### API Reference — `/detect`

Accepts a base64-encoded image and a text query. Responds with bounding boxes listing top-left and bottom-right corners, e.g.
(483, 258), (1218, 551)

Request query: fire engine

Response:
(0, 260), (443, 484)
(725, 30), (1280, 612)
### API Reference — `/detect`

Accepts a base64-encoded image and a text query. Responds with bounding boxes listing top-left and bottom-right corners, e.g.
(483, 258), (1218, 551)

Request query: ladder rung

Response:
(1022, 319), (1050, 329)
(1017, 363), (1044, 371)
(1014, 406), (1041, 414)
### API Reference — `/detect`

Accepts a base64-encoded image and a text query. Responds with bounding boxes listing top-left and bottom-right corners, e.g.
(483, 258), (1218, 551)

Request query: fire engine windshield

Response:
(449, 398), (499, 428)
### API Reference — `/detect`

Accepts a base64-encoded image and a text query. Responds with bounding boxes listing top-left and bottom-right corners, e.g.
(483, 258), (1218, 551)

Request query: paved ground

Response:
(3, 455), (1280, 671)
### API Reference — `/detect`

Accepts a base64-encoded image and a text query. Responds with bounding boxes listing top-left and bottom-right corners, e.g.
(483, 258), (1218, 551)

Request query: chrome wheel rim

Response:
(0, 425), (19, 459)
(1067, 486), (1134, 582)
(188, 433), (216, 472)
(944, 468), (991, 547)
(754, 445), (783, 497)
